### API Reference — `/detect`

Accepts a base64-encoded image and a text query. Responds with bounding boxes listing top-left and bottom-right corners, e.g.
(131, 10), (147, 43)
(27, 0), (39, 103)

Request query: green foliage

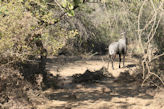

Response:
(63, 0), (164, 57)
(0, 0), (78, 63)
(67, 0), (140, 54)
(60, 0), (77, 16)
(42, 26), (78, 55)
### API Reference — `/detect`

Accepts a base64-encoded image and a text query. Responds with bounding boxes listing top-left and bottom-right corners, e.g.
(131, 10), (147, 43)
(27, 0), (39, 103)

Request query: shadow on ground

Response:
(46, 55), (137, 66)
(42, 66), (154, 109)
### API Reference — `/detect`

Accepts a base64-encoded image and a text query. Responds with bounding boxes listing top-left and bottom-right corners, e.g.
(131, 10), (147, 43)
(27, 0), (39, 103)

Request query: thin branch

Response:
(142, 71), (164, 87)
(54, 0), (65, 12)
(150, 0), (156, 12)
(142, 12), (156, 32)
(146, 10), (163, 45)
(147, 12), (157, 41)
(142, 60), (146, 79)
(151, 52), (164, 61)
(150, 72), (164, 86)
(138, 0), (147, 52)
(142, 73), (151, 87)
(147, 15), (161, 46)
(150, 81), (162, 89)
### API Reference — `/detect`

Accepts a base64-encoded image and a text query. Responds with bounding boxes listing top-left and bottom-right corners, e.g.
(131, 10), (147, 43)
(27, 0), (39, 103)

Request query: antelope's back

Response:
(108, 42), (119, 55)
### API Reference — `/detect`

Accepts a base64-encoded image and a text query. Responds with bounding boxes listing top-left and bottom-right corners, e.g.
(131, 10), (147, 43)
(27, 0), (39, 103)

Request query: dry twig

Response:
(138, 0), (164, 87)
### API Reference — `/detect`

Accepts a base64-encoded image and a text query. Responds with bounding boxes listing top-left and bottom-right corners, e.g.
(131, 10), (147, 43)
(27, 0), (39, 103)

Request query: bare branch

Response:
(139, 0), (164, 86)
(151, 53), (164, 61)
(138, 0), (147, 52)
(150, 72), (164, 85)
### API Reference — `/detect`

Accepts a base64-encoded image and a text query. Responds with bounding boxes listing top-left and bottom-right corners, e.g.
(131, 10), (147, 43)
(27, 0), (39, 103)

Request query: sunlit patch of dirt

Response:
(37, 56), (164, 109)
(2, 56), (160, 109)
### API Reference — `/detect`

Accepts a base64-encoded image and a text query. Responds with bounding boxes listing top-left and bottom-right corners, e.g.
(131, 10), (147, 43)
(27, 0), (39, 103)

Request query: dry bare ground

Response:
(36, 55), (164, 109)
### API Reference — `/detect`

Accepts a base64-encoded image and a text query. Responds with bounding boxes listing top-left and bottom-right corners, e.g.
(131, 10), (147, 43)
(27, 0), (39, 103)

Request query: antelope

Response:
(107, 32), (127, 69)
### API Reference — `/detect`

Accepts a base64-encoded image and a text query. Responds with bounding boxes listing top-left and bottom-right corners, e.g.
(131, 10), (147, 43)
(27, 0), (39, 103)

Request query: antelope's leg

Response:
(111, 57), (114, 69)
(119, 54), (121, 68)
(123, 54), (125, 67)
(107, 55), (111, 69)
(112, 54), (116, 69)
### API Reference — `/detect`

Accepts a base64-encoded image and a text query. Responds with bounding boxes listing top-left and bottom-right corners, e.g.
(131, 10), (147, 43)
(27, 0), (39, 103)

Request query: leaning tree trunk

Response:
(34, 33), (48, 87)
(24, 33), (48, 87)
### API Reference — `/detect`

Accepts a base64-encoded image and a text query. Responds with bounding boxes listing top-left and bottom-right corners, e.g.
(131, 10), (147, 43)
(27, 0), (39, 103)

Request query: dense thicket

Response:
(0, 0), (78, 107)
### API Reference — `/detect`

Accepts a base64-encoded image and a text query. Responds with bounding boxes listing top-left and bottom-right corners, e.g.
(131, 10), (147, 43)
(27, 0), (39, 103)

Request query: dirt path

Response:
(46, 56), (138, 77)
(36, 56), (164, 109)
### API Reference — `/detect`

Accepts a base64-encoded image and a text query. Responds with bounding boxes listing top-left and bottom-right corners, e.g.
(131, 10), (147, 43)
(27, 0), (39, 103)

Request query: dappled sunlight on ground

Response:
(37, 56), (164, 109)
(46, 56), (138, 77)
